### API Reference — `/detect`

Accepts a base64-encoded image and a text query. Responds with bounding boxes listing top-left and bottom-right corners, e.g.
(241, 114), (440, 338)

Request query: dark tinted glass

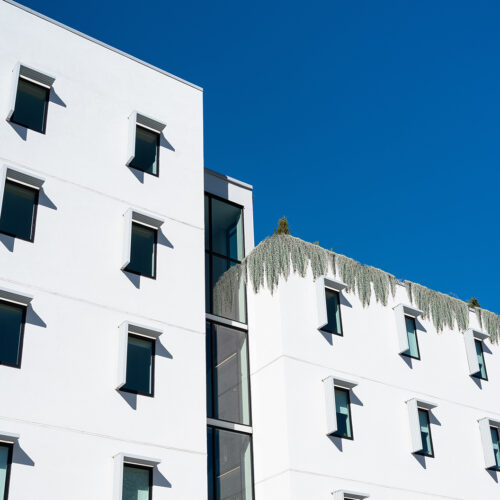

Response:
(474, 339), (487, 380)
(491, 427), (500, 469)
(130, 126), (159, 175)
(333, 387), (352, 439)
(208, 428), (253, 500)
(211, 198), (243, 261)
(0, 300), (25, 366)
(323, 289), (342, 334)
(0, 444), (12, 499)
(11, 78), (49, 133)
(126, 223), (156, 277)
(123, 335), (154, 395)
(207, 323), (250, 425)
(0, 180), (37, 240)
(418, 409), (433, 456)
(122, 464), (151, 500)
(403, 316), (419, 358)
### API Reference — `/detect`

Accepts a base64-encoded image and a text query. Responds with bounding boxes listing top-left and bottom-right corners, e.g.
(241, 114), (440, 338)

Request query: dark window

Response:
(491, 426), (500, 470)
(206, 322), (251, 426)
(122, 334), (154, 396)
(207, 427), (254, 500)
(402, 316), (420, 359)
(125, 222), (157, 278)
(0, 180), (38, 241)
(122, 463), (152, 499)
(416, 409), (434, 457)
(473, 339), (487, 380)
(0, 300), (26, 367)
(332, 387), (353, 439)
(11, 78), (49, 133)
(322, 288), (342, 335)
(205, 194), (246, 323)
(0, 444), (12, 500)
(130, 126), (159, 176)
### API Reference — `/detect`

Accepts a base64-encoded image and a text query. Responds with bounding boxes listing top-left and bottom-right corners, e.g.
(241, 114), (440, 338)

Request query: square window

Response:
(122, 334), (154, 396)
(0, 300), (26, 367)
(0, 444), (12, 500)
(11, 78), (49, 133)
(473, 339), (487, 380)
(125, 222), (157, 278)
(123, 464), (151, 500)
(332, 387), (353, 439)
(416, 409), (434, 457)
(0, 180), (38, 241)
(402, 316), (420, 359)
(322, 288), (342, 335)
(130, 126), (159, 176)
(206, 322), (251, 425)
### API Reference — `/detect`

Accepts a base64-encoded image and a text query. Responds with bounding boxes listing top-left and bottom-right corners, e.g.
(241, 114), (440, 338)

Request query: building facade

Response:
(1, 1), (500, 500)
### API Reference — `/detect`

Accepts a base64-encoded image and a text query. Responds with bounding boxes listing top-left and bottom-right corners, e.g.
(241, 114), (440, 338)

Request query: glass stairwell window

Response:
(402, 315), (420, 359)
(205, 194), (246, 323)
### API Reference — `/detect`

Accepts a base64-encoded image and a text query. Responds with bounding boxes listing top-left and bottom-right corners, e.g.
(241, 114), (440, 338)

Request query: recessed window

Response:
(125, 222), (157, 278)
(130, 126), (159, 176)
(332, 387), (353, 439)
(490, 426), (500, 471)
(322, 288), (342, 335)
(416, 409), (434, 457)
(206, 321), (251, 426)
(207, 427), (254, 500)
(123, 463), (152, 499)
(473, 339), (487, 380)
(205, 194), (246, 323)
(0, 180), (38, 241)
(11, 78), (49, 133)
(402, 316), (419, 359)
(0, 444), (12, 500)
(122, 334), (154, 396)
(0, 300), (26, 368)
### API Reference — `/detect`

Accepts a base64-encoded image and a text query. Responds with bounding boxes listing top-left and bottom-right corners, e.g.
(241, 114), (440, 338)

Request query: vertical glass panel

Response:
(205, 252), (211, 313)
(418, 409), (433, 456)
(214, 428), (253, 500)
(123, 335), (153, 395)
(206, 323), (214, 418)
(403, 316), (419, 358)
(126, 223), (156, 278)
(131, 126), (159, 175)
(211, 198), (243, 261)
(208, 324), (250, 425)
(333, 388), (352, 438)
(212, 256), (246, 323)
(0, 301), (24, 366)
(323, 289), (342, 334)
(205, 195), (210, 251)
(0, 180), (37, 240)
(0, 445), (10, 500)
(475, 339), (487, 379)
(207, 428), (215, 500)
(123, 464), (151, 500)
(491, 427), (500, 469)
(11, 78), (49, 133)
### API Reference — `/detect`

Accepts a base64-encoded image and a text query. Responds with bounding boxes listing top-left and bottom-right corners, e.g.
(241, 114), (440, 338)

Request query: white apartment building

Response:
(1, 2), (500, 500)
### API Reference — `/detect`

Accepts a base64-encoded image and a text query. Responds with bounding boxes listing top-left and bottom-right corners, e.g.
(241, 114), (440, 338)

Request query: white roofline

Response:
(205, 168), (253, 191)
(3, 0), (203, 92)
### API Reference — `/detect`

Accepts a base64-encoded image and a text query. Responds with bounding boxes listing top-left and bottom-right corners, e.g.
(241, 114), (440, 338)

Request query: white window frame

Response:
(478, 417), (500, 470)
(0, 164), (45, 222)
(322, 375), (357, 436)
(393, 303), (423, 354)
(332, 490), (369, 500)
(121, 208), (164, 271)
(113, 452), (161, 500)
(464, 328), (489, 377)
(406, 398), (437, 454)
(116, 321), (163, 390)
(316, 276), (347, 331)
(0, 286), (33, 307)
(7, 62), (56, 122)
(126, 111), (166, 167)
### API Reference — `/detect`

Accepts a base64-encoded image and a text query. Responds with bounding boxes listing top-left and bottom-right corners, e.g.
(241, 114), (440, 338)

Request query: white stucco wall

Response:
(0, 1), (205, 498)
(249, 266), (500, 499)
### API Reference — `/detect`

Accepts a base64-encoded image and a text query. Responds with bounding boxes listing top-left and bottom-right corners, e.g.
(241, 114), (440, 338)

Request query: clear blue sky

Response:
(17, 0), (500, 311)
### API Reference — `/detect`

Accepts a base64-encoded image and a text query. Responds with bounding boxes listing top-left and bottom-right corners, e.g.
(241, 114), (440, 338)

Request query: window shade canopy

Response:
(0, 431), (20, 444)
(0, 286), (33, 306)
(332, 490), (369, 500)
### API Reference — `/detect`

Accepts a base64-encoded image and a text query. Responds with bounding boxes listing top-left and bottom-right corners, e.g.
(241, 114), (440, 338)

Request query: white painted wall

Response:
(249, 267), (500, 499)
(0, 1), (205, 498)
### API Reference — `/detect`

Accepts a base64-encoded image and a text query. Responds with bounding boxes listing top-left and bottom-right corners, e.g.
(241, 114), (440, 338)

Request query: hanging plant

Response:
(212, 234), (500, 342)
